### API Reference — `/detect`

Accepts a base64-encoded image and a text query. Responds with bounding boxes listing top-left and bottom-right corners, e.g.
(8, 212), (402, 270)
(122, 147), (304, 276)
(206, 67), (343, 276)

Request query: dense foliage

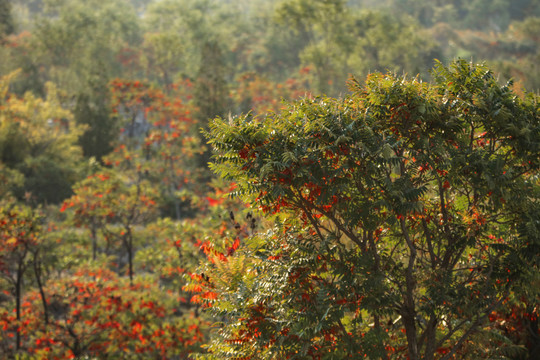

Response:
(197, 60), (539, 359)
(0, 0), (539, 359)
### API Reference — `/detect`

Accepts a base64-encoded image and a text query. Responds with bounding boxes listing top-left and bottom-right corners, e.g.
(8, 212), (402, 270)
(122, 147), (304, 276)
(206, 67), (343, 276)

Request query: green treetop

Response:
(194, 60), (539, 359)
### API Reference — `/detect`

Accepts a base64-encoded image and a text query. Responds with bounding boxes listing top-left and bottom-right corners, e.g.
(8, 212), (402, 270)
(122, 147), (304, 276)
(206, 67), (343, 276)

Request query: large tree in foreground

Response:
(192, 60), (539, 359)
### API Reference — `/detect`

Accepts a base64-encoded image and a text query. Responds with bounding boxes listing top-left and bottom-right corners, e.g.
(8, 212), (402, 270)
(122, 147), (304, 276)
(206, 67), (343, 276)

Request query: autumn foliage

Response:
(196, 60), (539, 359)
(2, 0), (540, 359)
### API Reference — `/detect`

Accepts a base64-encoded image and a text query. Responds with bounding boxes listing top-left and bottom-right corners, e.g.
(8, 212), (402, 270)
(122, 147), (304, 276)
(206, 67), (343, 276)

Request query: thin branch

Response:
(421, 219), (437, 268)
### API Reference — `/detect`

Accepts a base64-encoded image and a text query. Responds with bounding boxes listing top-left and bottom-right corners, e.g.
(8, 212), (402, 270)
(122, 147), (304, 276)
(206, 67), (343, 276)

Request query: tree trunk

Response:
(33, 251), (49, 325)
(91, 223), (97, 261)
(15, 263), (23, 351)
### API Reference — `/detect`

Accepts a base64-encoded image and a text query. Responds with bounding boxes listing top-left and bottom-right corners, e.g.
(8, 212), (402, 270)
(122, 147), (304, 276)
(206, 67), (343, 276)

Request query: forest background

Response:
(0, 0), (539, 359)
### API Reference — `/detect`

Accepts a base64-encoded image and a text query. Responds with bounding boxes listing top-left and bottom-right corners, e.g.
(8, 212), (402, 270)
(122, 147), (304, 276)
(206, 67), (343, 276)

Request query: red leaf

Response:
(227, 238), (240, 256)
(132, 321), (143, 333)
(206, 197), (221, 207)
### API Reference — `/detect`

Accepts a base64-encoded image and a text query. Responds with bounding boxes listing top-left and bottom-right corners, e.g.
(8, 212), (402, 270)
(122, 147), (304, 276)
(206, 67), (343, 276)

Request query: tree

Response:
(0, 205), (42, 354)
(194, 60), (539, 359)
(0, 0), (14, 41)
(347, 10), (441, 80)
(0, 71), (85, 205)
(30, 0), (142, 160)
(275, 0), (354, 95)
(194, 40), (229, 129)
(389, 0), (540, 31)
(61, 169), (158, 284)
(231, 71), (311, 116)
(275, 0), (441, 95)
(193, 39), (230, 171)
(74, 77), (117, 161)
(143, 0), (224, 78)
(108, 78), (206, 219)
(21, 265), (206, 359)
(141, 32), (185, 90)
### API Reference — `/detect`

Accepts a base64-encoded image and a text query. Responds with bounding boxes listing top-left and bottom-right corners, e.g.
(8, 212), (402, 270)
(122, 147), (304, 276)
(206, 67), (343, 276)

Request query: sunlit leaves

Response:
(22, 265), (206, 359)
(0, 71), (85, 204)
(201, 61), (539, 359)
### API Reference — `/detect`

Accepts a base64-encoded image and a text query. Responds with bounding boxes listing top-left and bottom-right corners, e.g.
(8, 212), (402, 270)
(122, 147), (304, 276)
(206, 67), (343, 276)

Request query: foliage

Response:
(0, 0), (14, 40)
(22, 266), (206, 359)
(390, 0), (540, 30)
(108, 77), (207, 218)
(197, 60), (540, 359)
(275, 0), (353, 94)
(61, 169), (158, 281)
(0, 204), (42, 355)
(0, 71), (85, 204)
(74, 79), (117, 160)
(25, 0), (142, 159)
(194, 41), (229, 130)
(2, 1), (540, 359)
(346, 10), (441, 79)
(231, 70), (311, 116)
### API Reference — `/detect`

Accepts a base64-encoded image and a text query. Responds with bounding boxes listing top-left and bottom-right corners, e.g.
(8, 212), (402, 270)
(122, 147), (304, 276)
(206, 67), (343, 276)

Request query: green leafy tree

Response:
(194, 40), (229, 129)
(275, 0), (441, 95)
(347, 10), (441, 79)
(74, 77), (117, 160)
(195, 60), (539, 359)
(0, 204), (42, 354)
(0, 0), (14, 41)
(491, 16), (540, 92)
(226, 0), (305, 83)
(144, 0), (223, 78)
(275, 0), (354, 94)
(141, 32), (185, 90)
(390, 0), (540, 31)
(0, 71), (85, 204)
(30, 0), (142, 159)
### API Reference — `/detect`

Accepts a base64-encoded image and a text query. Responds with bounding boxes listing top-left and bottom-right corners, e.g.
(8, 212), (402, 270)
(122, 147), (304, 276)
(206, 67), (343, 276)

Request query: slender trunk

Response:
(91, 223), (97, 261)
(525, 309), (539, 360)
(168, 157), (181, 220)
(66, 324), (82, 356)
(173, 195), (181, 221)
(33, 251), (49, 325)
(124, 229), (134, 286)
(161, 68), (171, 94)
(128, 240), (133, 286)
(15, 263), (23, 351)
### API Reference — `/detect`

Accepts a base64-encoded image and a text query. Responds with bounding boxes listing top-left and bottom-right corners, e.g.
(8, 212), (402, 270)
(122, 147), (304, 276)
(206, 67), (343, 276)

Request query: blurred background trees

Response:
(0, 0), (538, 358)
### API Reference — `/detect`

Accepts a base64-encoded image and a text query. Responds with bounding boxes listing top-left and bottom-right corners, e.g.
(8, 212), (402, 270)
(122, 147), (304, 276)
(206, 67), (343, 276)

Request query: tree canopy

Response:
(1, 1), (539, 358)
(195, 60), (540, 359)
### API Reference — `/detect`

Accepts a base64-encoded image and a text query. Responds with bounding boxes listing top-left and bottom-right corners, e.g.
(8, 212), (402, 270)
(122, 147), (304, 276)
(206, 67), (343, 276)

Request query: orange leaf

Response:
(206, 197), (221, 207)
